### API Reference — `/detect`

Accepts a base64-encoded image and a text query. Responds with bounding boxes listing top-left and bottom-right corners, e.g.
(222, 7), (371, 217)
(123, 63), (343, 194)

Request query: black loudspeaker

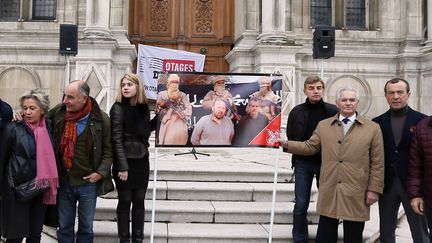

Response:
(313, 26), (335, 59)
(59, 24), (78, 55)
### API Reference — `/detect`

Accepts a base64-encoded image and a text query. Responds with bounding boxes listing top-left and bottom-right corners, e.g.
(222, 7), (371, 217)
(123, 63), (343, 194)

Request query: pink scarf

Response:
(26, 116), (59, 205)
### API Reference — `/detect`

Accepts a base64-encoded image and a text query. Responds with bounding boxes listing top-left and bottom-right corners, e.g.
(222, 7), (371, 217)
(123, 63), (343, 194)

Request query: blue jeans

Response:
(292, 159), (320, 243)
(57, 182), (98, 243)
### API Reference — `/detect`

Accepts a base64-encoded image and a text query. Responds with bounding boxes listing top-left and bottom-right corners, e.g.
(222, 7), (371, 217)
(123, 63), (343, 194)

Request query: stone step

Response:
(148, 160), (293, 182)
(95, 199), (320, 224)
(146, 147), (294, 183)
(43, 217), (379, 243)
(103, 181), (318, 202)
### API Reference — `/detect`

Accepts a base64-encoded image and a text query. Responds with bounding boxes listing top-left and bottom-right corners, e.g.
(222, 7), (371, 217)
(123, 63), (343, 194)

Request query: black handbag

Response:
(14, 178), (47, 201)
(8, 166), (46, 202)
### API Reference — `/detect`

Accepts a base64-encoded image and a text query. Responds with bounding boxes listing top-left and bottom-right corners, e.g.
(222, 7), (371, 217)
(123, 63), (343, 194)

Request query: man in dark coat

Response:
(48, 80), (113, 242)
(373, 78), (429, 243)
(285, 75), (337, 243)
(0, 98), (13, 138)
(0, 98), (12, 239)
(408, 115), (432, 241)
(232, 98), (269, 146)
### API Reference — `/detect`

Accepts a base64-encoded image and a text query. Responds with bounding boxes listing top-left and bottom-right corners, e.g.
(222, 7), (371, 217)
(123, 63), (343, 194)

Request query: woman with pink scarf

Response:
(0, 89), (58, 243)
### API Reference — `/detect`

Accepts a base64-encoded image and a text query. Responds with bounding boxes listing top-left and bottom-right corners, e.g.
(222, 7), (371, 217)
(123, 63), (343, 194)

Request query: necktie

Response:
(342, 118), (350, 124)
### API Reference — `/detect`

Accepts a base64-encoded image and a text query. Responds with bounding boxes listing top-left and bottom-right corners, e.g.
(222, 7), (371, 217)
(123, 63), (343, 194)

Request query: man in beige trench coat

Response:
(280, 86), (384, 243)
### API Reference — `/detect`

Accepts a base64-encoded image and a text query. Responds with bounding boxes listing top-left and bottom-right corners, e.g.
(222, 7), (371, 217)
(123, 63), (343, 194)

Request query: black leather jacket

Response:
(285, 99), (338, 166)
(110, 102), (156, 171)
(0, 120), (54, 193)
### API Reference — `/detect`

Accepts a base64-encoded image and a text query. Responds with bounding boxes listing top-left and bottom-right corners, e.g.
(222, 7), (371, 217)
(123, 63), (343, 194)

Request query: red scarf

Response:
(60, 97), (92, 170)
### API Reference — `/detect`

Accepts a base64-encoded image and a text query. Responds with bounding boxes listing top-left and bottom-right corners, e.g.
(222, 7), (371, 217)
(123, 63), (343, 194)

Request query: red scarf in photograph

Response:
(60, 97), (92, 170)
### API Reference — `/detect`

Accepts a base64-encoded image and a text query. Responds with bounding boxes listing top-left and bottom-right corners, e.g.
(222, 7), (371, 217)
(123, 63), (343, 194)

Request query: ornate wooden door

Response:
(128, 0), (234, 72)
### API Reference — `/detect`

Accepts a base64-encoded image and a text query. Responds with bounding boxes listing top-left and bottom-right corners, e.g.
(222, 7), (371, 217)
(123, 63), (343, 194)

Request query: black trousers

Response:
(6, 195), (47, 243)
(315, 215), (365, 243)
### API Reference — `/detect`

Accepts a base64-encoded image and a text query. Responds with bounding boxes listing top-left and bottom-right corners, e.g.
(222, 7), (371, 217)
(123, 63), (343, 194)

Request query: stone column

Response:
(428, 0), (432, 43)
(261, 0), (273, 34)
(257, 0), (289, 44)
(84, 0), (112, 38)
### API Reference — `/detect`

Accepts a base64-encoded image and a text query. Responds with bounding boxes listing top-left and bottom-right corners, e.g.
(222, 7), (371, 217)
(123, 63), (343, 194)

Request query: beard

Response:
(214, 84), (226, 96)
(259, 86), (270, 95)
(214, 111), (225, 120)
(167, 84), (180, 100)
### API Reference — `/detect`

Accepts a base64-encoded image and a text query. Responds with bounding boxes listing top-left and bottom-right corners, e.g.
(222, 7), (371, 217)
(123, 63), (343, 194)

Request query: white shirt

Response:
(339, 114), (356, 135)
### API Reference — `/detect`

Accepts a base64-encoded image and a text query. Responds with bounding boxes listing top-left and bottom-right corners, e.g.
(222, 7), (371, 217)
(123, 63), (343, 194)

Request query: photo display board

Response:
(155, 72), (282, 148)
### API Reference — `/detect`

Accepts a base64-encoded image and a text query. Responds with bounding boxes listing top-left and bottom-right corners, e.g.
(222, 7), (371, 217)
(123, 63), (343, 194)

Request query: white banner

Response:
(137, 44), (205, 100)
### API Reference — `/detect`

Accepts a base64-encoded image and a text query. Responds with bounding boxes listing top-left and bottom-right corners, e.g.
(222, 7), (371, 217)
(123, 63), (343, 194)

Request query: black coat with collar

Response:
(372, 107), (427, 191)
(285, 99), (338, 166)
(110, 101), (156, 171)
(0, 120), (54, 238)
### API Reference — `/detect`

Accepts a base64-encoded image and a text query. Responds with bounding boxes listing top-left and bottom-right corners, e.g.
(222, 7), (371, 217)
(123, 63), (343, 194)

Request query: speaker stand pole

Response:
(65, 55), (70, 88)
(320, 59), (324, 79)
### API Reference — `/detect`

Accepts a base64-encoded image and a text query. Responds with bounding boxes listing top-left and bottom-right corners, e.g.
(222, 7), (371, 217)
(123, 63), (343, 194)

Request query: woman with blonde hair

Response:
(0, 89), (58, 243)
(110, 73), (156, 243)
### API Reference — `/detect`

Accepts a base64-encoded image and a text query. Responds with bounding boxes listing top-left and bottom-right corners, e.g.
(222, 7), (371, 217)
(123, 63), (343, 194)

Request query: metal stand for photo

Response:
(268, 147), (280, 243)
(150, 147), (159, 243)
(174, 147), (210, 160)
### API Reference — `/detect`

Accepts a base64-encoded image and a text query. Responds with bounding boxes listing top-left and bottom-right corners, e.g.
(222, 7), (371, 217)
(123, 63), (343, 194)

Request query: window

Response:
(0, 0), (56, 21)
(0, 0), (20, 21)
(310, 0), (378, 30)
(346, 0), (365, 27)
(311, 0), (331, 27)
(33, 0), (56, 20)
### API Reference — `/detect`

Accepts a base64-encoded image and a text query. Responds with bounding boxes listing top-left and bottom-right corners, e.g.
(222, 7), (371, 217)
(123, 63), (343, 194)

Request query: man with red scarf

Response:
(48, 80), (113, 243)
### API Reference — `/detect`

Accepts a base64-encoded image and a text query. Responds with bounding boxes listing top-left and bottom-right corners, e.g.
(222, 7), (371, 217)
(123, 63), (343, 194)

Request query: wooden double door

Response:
(128, 0), (234, 72)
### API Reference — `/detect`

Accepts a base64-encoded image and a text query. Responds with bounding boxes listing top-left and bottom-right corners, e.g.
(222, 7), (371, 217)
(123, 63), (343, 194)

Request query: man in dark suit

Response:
(373, 78), (429, 243)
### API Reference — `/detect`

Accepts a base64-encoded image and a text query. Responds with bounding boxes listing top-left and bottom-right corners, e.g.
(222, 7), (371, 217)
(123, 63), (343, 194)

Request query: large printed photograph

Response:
(155, 72), (282, 147)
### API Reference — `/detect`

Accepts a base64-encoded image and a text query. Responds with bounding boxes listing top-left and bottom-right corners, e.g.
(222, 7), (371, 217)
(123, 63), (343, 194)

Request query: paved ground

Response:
(395, 214), (415, 243)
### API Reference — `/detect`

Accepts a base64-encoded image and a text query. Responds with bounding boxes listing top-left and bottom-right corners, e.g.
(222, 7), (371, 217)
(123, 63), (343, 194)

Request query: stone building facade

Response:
(228, 0), (432, 120)
(1, 0), (432, 120)
(0, 0), (136, 111)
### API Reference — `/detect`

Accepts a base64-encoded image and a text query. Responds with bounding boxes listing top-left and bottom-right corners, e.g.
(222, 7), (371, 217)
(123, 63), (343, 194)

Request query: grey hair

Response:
(335, 86), (359, 102)
(19, 89), (50, 113)
(70, 80), (90, 98)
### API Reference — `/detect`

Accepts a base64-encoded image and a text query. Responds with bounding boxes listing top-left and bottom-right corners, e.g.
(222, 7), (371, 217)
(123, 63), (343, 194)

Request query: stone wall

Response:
(0, 0), (136, 112)
(227, 0), (432, 127)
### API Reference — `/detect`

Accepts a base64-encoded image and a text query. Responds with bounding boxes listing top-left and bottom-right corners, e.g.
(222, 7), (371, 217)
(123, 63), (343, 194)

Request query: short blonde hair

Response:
(19, 89), (50, 114)
(115, 73), (148, 105)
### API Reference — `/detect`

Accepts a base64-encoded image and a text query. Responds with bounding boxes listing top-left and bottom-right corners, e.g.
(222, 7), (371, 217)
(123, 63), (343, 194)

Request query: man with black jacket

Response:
(0, 98), (13, 158)
(286, 75), (337, 243)
(0, 98), (13, 136)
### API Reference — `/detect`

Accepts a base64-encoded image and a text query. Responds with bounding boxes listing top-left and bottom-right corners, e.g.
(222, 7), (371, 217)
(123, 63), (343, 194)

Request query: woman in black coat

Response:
(0, 89), (58, 243)
(110, 73), (156, 243)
